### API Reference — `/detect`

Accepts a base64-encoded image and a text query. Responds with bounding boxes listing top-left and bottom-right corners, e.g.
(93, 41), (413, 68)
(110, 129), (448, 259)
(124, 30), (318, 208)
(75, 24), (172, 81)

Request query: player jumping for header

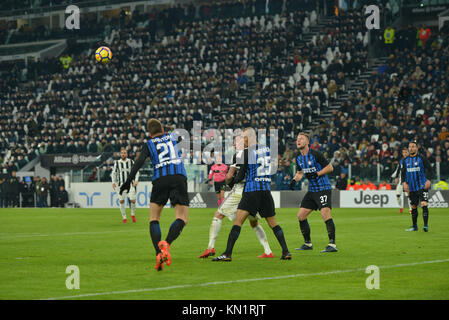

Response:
(120, 119), (189, 271)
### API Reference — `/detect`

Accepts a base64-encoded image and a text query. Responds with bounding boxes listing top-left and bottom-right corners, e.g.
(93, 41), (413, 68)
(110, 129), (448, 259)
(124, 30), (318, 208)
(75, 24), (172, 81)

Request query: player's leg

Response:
(118, 191), (127, 223)
(200, 211), (224, 258)
(213, 209), (249, 261)
(421, 190), (429, 232)
(296, 207), (313, 250)
(149, 202), (165, 271)
(248, 216), (273, 258)
(159, 176), (190, 267)
(406, 192), (419, 231)
(396, 184), (403, 213)
(320, 207), (338, 252)
(264, 215), (291, 260)
(129, 186), (137, 222)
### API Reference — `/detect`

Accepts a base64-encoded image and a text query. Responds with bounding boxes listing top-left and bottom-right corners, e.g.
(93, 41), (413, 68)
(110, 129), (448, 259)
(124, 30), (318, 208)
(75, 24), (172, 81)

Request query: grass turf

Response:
(0, 207), (448, 300)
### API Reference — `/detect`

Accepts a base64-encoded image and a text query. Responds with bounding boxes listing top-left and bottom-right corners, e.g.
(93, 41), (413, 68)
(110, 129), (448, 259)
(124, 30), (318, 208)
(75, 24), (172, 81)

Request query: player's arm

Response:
(289, 160), (303, 190)
(226, 166), (237, 185)
(401, 160), (409, 192)
(233, 149), (248, 184)
(120, 144), (149, 194)
(314, 149), (333, 177)
(132, 159), (140, 186)
(111, 160), (118, 190)
(422, 156), (433, 190)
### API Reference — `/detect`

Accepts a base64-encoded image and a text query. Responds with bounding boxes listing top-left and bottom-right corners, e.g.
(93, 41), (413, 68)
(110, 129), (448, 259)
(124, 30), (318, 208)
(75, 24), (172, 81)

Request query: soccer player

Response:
(401, 140), (433, 232)
(289, 132), (337, 253)
(199, 135), (274, 259)
(208, 154), (228, 206)
(120, 119), (189, 271)
(391, 147), (411, 214)
(112, 148), (139, 223)
(212, 128), (291, 261)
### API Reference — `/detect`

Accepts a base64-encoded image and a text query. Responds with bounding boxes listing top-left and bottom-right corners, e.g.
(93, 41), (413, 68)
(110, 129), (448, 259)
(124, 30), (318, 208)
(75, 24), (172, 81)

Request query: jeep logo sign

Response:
(354, 192), (389, 207)
(340, 191), (397, 208)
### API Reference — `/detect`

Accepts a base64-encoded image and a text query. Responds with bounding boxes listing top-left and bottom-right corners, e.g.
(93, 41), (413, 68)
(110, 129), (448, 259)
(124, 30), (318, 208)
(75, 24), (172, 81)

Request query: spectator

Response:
(346, 178), (360, 190)
(7, 171), (20, 207)
(335, 172), (348, 190)
(39, 177), (49, 208)
(378, 181), (392, 190)
(0, 177), (7, 207)
(49, 175), (58, 207)
(56, 185), (69, 207)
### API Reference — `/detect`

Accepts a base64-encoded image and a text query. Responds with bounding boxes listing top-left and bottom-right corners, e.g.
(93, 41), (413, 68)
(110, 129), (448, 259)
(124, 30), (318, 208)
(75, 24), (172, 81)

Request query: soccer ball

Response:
(95, 46), (112, 63)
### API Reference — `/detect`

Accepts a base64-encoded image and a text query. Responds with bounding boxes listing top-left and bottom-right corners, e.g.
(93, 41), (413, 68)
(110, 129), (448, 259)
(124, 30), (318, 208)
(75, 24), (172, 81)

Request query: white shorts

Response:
(217, 184), (260, 221)
(118, 186), (137, 202)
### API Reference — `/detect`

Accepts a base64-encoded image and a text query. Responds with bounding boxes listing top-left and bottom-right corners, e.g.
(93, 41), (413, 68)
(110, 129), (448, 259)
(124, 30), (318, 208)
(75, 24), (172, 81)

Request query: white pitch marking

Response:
(41, 258), (449, 300)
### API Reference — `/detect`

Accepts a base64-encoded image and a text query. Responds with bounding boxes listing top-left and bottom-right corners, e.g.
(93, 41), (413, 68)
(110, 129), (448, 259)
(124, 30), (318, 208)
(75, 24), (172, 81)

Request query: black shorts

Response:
(214, 181), (226, 194)
(300, 190), (332, 211)
(150, 175), (189, 206)
(237, 191), (275, 218)
(409, 189), (429, 206)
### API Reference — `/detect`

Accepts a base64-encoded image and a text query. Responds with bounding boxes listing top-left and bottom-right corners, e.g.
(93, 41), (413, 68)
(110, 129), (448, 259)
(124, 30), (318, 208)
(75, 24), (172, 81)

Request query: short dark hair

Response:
(147, 119), (163, 136)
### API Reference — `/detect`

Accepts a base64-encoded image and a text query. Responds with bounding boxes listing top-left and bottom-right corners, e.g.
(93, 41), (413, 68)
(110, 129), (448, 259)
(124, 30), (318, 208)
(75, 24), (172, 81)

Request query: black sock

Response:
(299, 219), (311, 243)
(422, 206), (429, 226)
(149, 221), (161, 255)
(411, 208), (418, 227)
(165, 218), (185, 245)
(272, 225), (289, 254)
(325, 218), (336, 244)
(225, 225), (241, 256)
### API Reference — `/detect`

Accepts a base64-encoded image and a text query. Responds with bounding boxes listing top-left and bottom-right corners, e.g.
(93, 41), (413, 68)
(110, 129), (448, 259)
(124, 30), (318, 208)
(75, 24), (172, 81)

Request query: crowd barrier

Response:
(68, 183), (449, 209)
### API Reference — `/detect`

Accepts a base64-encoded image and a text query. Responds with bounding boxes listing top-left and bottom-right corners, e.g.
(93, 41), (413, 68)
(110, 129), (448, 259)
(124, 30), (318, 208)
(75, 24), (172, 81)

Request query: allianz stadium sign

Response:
(41, 153), (101, 167)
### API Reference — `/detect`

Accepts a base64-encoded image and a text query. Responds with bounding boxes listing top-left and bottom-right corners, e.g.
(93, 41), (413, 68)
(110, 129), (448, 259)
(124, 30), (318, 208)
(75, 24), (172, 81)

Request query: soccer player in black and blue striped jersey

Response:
(212, 128), (291, 261)
(289, 132), (337, 253)
(120, 119), (189, 271)
(401, 140), (433, 232)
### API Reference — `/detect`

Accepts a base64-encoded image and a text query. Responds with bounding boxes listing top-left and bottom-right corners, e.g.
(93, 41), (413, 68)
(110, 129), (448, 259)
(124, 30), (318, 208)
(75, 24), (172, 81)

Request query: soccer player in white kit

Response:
(112, 148), (140, 223)
(392, 147), (411, 214)
(199, 135), (273, 258)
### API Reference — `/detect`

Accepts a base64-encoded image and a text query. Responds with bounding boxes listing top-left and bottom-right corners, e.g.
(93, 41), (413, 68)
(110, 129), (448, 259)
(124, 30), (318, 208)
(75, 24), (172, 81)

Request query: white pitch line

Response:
(0, 230), (137, 240)
(41, 258), (449, 300)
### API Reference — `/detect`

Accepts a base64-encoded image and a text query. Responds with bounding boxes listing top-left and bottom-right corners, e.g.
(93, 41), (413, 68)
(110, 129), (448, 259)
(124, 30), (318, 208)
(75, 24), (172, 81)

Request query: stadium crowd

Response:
(1, 0), (448, 201)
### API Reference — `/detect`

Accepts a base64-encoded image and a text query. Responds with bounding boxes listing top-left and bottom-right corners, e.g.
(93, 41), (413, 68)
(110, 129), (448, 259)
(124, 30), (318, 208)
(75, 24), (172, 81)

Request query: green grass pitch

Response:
(0, 207), (448, 300)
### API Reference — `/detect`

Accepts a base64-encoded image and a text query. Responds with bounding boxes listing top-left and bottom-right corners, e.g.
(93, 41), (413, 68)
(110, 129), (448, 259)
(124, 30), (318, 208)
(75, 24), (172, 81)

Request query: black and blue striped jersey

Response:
(146, 133), (187, 180)
(233, 145), (272, 192)
(401, 154), (433, 192)
(296, 149), (332, 192)
(122, 133), (186, 186)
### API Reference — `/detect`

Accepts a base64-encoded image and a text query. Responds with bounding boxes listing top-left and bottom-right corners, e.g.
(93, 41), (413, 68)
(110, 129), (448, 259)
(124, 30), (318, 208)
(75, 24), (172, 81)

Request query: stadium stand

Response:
(1, 0), (448, 201)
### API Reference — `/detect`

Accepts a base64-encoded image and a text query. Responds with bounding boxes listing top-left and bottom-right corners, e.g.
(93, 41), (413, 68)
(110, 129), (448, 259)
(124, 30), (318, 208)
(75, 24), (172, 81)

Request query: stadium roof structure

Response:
(0, 39), (66, 62)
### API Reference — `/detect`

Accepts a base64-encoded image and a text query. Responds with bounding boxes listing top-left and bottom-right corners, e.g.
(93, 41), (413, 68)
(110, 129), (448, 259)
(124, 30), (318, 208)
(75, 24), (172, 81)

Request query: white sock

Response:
(130, 202), (136, 216)
(396, 195), (403, 208)
(120, 202), (126, 220)
(253, 224), (272, 255)
(208, 217), (222, 249)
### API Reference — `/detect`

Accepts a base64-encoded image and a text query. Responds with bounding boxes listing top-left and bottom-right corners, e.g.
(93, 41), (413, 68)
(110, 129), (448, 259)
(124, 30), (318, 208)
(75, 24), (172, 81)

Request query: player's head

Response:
(120, 147), (128, 160)
(408, 140), (418, 156)
(147, 119), (164, 138)
(401, 147), (409, 158)
(296, 132), (310, 150)
(242, 127), (257, 147)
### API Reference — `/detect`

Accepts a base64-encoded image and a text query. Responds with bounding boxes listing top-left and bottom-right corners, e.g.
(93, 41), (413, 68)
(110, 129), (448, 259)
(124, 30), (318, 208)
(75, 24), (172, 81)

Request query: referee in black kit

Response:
(289, 133), (337, 253)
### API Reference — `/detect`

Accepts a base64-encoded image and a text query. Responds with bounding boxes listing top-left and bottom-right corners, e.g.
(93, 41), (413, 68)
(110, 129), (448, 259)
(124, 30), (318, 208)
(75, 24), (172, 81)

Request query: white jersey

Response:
(111, 158), (139, 187)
